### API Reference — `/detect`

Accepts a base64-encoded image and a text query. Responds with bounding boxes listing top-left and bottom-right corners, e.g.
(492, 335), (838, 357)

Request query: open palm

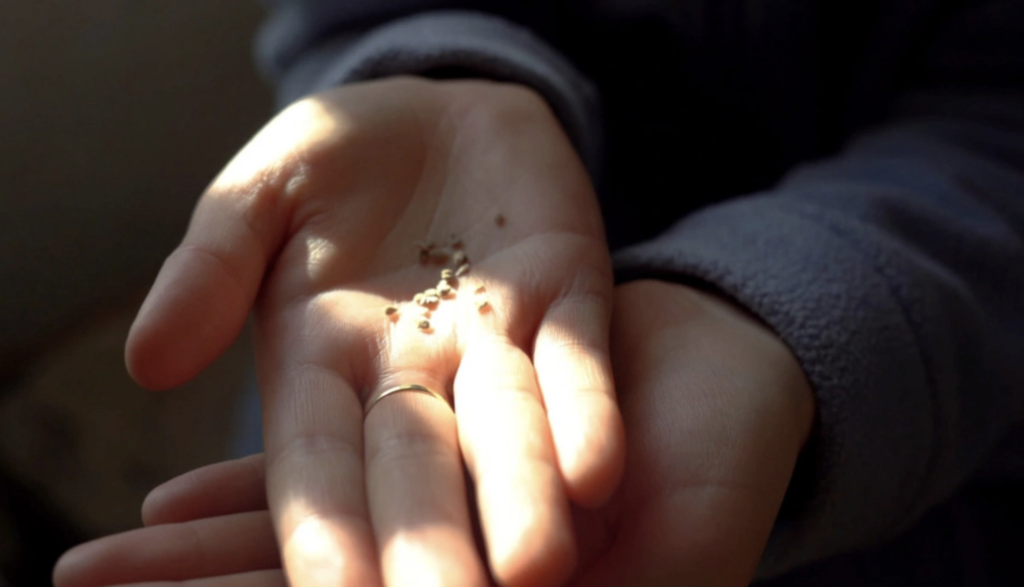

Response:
(56, 281), (813, 587)
(122, 78), (624, 587)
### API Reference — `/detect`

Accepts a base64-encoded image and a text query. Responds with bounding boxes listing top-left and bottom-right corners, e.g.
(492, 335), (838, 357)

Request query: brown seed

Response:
(429, 249), (450, 264)
(384, 305), (399, 316)
(448, 234), (464, 249)
(455, 263), (470, 277)
(452, 251), (467, 266)
(474, 285), (486, 294)
(418, 319), (431, 330)
(475, 299), (490, 311)
(494, 213), (506, 227)
(415, 240), (435, 264)
(424, 295), (440, 305)
(414, 293), (426, 306)
(440, 268), (454, 281)
(437, 282), (453, 296)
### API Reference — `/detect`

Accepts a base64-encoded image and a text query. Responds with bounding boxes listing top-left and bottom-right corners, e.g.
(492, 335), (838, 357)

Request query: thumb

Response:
(126, 190), (283, 390)
(126, 116), (312, 389)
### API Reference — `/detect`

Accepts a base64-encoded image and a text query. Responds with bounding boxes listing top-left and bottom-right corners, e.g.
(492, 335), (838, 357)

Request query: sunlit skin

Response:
(112, 77), (626, 587)
(53, 281), (816, 587)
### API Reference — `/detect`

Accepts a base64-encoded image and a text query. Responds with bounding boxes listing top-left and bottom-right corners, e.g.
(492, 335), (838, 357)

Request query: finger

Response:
(364, 370), (488, 587)
(142, 454), (267, 526)
(93, 570), (286, 587)
(53, 512), (280, 587)
(456, 334), (576, 587)
(533, 293), (624, 507)
(125, 122), (305, 390)
(260, 355), (381, 587)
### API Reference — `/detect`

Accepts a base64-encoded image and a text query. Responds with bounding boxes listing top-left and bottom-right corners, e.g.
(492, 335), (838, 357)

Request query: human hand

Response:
(119, 77), (623, 587)
(567, 280), (816, 586)
(57, 280), (813, 587)
(54, 454), (282, 587)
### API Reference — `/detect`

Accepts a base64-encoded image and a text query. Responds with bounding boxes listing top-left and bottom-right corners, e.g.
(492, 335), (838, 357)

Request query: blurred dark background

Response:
(0, 2), (273, 585)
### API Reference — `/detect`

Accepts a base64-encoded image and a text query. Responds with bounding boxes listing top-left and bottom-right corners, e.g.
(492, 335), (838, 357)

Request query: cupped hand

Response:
(567, 280), (815, 586)
(56, 280), (814, 587)
(118, 77), (624, 587)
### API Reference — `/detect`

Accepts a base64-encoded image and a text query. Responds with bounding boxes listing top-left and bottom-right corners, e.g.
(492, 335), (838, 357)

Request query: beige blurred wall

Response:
(0, 0), (273, 360)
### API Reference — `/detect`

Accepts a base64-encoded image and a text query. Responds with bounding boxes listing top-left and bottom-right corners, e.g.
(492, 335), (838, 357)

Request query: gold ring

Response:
(364, 384), (450, 417)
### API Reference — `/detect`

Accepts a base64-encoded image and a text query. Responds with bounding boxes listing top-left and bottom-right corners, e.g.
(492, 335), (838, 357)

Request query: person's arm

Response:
(614, 2), (1024, 577)
(255, 2), (603, 177)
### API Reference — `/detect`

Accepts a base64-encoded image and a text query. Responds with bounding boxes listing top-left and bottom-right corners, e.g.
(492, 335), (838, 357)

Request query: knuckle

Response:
(366, 426), (451, 467)
(271, 432), (361, 473)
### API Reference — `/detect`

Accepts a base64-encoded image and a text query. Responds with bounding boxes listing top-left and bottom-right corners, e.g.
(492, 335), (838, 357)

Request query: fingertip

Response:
(52, 547), (75, 587)
(126, 322), (201, 392)
(142, 455), (268, 526)
(125, 248), (254, 390)
(140, 478), (176, 527)
(490, 517), (577, 587)
(52, 541), (101, 587)
(125, 316), (179, 391)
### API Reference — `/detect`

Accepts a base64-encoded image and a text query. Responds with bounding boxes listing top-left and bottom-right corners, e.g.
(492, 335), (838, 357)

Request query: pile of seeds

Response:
(384, 212), (505, 331)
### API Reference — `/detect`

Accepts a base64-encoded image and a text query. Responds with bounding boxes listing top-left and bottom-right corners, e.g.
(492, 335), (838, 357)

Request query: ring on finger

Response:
(364, 384), (451, 418)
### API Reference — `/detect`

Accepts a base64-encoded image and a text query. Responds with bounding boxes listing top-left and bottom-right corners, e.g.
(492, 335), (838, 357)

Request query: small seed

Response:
(429, 249), (450, 264)
(448, 234), (463, 249)
(475, 299), (490, 311)
(452, 251), (467, 266)
(455, 263), (470, 277)
(437, 282), (453, 296)
(424, 295), (440, 305)
(384, 305), (399, 316)
(424, 288), (438, 297)
(494, 213), (506, 227)
(418, 319), (431, 330)
(440, 268), (454, 281)
(415, 241), (435, 264)
(474, 285), (486, 294)
(414, 293), (426, 305)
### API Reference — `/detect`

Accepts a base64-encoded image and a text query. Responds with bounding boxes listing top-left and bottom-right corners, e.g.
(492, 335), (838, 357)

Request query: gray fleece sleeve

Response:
(615, 91), (1024, 577)
(612, 3), (1024, 574)
(255, 7), (603, 178)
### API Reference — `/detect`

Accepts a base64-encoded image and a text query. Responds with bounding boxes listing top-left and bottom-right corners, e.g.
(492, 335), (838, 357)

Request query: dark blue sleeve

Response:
(615, 2), (1024, 575)
(616, 90), (1024, 576)
(253, 4), (603, 177)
